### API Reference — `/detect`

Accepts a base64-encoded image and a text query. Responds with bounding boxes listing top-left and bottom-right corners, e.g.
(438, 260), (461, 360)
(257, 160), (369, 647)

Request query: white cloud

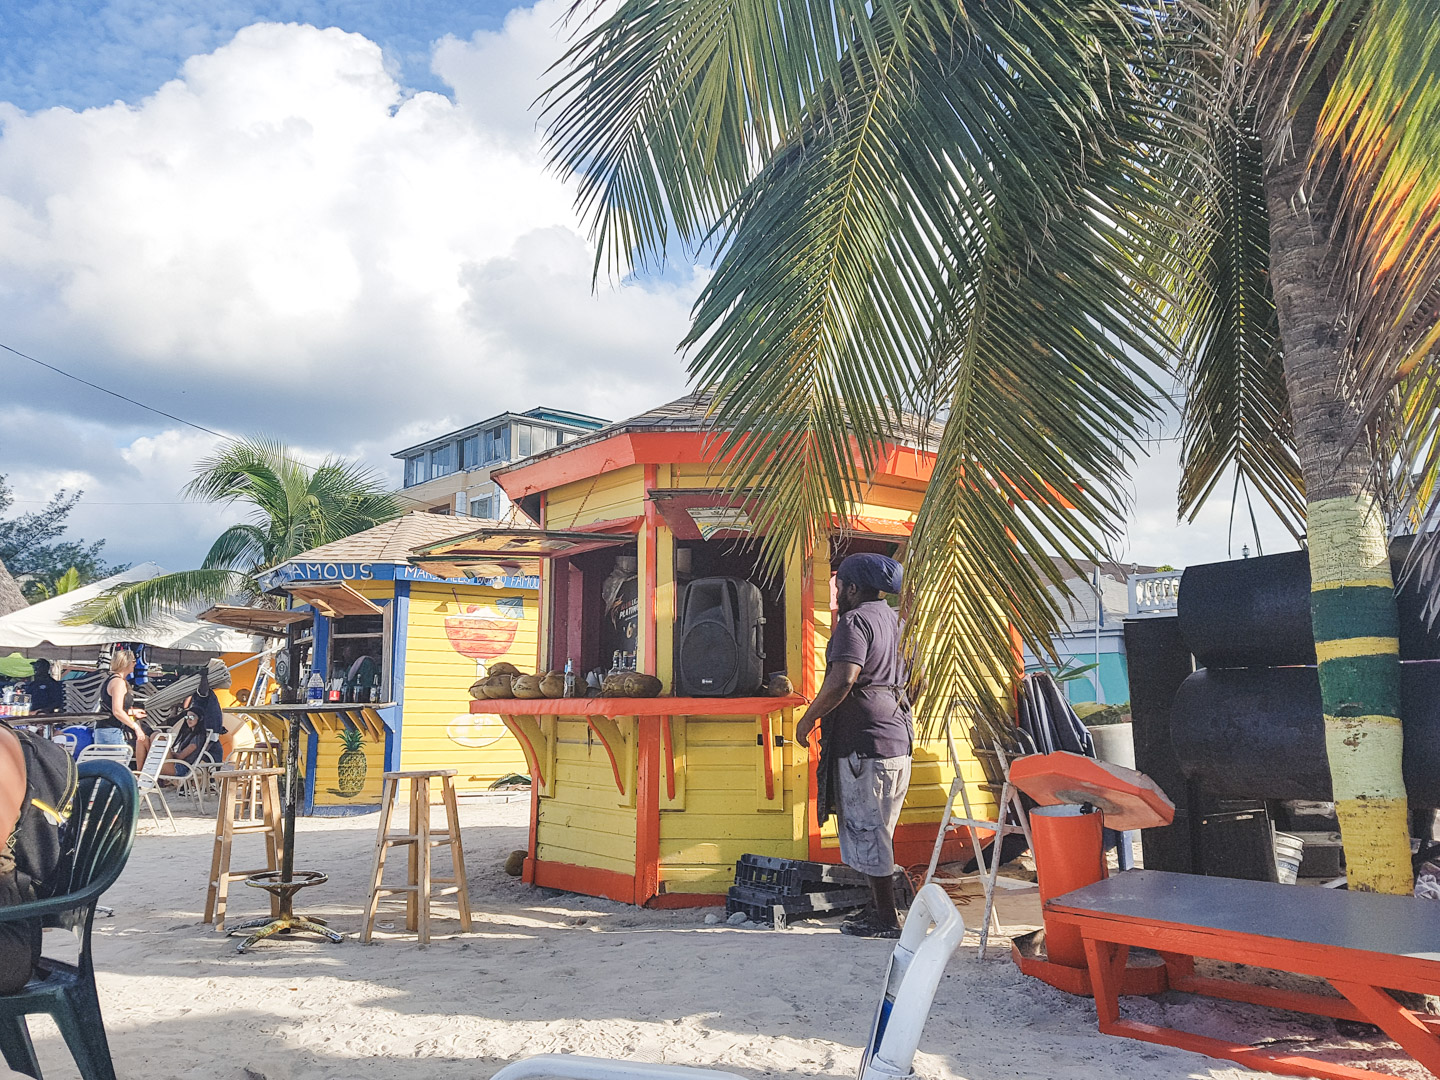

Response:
(0, 8), (702, 569)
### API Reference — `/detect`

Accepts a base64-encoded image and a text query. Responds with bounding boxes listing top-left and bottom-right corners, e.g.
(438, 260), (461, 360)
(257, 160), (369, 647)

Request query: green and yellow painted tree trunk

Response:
(1305, 496), (1412, 893)
(1263, 62), (1414, 894)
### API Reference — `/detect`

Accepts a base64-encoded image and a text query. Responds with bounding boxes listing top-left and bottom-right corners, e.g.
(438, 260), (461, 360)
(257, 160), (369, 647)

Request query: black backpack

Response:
(1, 722), (78, 902)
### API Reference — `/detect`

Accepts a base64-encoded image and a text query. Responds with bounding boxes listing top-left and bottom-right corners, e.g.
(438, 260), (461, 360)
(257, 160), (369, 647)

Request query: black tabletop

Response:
(1051, 869), (1440, 960)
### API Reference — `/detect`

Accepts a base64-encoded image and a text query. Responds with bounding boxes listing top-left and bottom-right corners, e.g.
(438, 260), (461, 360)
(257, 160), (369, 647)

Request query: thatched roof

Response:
(0, 559), (26, 617)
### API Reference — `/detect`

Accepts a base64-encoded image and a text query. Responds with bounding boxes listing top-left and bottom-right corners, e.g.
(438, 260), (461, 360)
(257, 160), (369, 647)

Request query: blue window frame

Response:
(429, 443), (456, 479)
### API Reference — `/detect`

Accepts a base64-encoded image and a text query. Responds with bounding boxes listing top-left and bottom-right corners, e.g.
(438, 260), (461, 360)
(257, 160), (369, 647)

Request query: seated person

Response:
(23, 660), (65, 715)
(163, 708), (221, 779)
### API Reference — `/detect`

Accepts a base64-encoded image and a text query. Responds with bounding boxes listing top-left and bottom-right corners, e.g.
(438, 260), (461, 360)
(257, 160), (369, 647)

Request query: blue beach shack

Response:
(254, 513), (542, 814)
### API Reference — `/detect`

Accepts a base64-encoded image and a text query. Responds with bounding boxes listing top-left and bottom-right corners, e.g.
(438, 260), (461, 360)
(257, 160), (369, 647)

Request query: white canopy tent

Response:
(0, 563), (259, 660)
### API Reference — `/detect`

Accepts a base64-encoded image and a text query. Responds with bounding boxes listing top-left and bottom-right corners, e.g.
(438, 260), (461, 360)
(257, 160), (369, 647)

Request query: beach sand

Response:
(13, 797), (1428, 1080)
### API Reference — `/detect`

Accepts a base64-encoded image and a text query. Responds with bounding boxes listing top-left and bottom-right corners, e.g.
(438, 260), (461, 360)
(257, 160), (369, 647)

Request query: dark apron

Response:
(814, 683), (912, 827)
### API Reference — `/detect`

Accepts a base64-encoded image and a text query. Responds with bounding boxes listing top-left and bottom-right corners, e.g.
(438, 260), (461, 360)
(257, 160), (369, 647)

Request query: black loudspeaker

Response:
(676, 577), (766, 696)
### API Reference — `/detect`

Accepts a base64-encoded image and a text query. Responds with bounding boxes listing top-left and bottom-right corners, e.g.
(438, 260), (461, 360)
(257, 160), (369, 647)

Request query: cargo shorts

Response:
(834, 751), (912, 877)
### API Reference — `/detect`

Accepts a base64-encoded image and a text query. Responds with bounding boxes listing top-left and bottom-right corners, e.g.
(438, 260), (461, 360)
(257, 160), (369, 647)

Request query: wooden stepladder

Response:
(922, 707), (1035, 959)
(362, 770), (473, 944)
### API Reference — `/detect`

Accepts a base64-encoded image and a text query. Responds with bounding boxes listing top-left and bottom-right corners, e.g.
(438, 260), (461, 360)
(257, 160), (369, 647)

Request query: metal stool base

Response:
(229, 870), (344, 953)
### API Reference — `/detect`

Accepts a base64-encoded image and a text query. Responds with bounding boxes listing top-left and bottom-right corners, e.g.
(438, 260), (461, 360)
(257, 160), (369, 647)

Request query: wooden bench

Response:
(1046, 869), (1440, 1080)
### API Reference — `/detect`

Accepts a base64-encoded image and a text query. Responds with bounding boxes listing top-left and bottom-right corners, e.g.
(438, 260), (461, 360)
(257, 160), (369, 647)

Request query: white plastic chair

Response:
(489, 883), (964, 1080)
(134, 732), (177, 832)
(51, 732), (78, 756)
(76, 743), (133, 766)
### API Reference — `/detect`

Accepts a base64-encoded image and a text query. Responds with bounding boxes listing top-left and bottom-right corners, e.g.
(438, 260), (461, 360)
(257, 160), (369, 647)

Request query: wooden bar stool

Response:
(205, 767), (283, 930)
(362, 770), (472, 944)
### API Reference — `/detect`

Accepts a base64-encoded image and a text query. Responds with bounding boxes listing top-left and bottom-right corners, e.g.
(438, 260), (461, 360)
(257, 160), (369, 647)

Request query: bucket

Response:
(1274, 831), (1305, 884)
(1030, 803), (1107, 967)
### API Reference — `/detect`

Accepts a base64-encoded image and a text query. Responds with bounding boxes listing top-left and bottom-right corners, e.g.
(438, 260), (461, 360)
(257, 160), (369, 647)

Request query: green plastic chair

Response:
(0, 759), (138, 1080)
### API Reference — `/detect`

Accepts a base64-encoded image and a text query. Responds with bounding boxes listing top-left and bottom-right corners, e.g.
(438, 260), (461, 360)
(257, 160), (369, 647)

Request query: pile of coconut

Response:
(468, 662), (663, 701)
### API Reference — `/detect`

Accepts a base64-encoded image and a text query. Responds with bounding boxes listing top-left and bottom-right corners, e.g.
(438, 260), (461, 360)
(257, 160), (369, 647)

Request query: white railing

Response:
(1128, 570), (1182, 616)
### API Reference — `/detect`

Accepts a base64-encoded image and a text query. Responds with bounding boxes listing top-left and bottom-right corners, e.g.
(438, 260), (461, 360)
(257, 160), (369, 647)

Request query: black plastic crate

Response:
(725, 884), (871, 928)
(732, 854), (868, 894)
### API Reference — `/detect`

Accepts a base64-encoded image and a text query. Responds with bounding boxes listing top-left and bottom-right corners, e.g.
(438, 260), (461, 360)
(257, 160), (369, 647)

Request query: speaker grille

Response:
(681, 620), (739, 691)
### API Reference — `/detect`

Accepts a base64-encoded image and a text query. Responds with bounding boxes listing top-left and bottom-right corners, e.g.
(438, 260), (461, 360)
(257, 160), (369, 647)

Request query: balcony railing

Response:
(1128, 571), (1182, 616)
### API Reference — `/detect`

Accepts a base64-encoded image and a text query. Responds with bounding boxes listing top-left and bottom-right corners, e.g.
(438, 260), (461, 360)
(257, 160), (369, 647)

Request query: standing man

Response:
(796, 552), (913, 938)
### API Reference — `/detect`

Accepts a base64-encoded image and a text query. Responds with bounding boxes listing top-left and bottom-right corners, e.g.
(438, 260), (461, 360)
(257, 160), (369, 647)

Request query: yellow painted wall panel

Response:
(659, 813), (797, 841)
(544, 466), (646, 529)
(399, 581), (542, 791)
(537, 841), (634, 876)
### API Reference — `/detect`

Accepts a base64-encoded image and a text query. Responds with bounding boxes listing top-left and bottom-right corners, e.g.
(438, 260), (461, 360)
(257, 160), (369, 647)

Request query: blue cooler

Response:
(61, 724), (93, 759)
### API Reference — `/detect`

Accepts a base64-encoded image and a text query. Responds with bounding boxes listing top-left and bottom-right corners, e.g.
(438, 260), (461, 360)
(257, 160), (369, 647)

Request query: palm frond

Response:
(63, 569), (247, 629)
(202, 524), (269, 572)
(1173, 104), (1305, 536)
(671, 1), (1178, 721)
(542, 0), (966, 275)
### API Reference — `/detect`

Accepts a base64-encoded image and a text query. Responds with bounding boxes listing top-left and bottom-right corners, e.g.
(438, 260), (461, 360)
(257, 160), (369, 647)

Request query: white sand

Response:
(14, 799), (1427, 1080)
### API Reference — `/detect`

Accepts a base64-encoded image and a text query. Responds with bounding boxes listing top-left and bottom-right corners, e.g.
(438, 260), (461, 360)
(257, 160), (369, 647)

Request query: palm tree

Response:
(31, 566), (83, 600)
(545, 1), (1440, 892)
(72, 439), (402, 628)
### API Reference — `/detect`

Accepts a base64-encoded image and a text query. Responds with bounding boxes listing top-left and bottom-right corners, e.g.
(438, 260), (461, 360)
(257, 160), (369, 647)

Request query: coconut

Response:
(511, 674), (546, 699)
(601, 672), (663, 698)
(538, 672), (569, 698)
(480, 674), (514, 699)
(489, 661), (522, 678)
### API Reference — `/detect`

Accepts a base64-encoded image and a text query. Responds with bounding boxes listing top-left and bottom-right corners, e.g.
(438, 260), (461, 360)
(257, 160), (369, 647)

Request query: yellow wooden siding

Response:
(544, 465), (647, 529)
(399, 581), (540, 791)
(537, 718), (638, 875)
(658, 716), (806, 894)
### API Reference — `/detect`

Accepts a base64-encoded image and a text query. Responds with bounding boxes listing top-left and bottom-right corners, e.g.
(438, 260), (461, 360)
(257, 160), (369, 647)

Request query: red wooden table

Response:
(1047, 870), (1440, 1080)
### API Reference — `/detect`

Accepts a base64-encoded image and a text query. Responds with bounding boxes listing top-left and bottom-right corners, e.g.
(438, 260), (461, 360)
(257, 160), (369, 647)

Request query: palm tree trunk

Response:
(1261, 66), (1413, 894)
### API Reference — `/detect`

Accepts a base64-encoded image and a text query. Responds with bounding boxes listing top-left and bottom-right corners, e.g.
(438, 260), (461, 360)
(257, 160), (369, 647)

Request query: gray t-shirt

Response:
(824, 600), (913, 759)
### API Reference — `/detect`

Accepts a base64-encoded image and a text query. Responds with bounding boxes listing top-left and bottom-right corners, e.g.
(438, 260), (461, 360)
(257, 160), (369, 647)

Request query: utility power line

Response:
(1, 339), (432, 508)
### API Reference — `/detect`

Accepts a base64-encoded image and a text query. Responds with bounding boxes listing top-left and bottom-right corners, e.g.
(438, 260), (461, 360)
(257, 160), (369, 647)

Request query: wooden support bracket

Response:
(659, 717), (685, 810)
(586, 715), (632, 799)
(499, 714), (553, 795)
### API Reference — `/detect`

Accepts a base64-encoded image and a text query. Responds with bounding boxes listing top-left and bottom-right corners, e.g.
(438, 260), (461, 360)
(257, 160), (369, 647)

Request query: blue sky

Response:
(0, 1), (517, 111)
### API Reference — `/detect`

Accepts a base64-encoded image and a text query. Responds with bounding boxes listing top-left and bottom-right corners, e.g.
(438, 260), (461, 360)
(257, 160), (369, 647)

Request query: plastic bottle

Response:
(306, 671), (324, 703)
(564, 658), (576, 699)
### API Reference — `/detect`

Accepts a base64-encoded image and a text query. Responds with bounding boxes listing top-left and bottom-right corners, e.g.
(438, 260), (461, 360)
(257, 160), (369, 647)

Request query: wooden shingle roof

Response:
(285, 512), (503, 565)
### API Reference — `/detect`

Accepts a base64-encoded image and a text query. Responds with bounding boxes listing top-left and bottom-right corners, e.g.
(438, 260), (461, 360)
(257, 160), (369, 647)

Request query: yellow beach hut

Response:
(411, 394), (1000, 904)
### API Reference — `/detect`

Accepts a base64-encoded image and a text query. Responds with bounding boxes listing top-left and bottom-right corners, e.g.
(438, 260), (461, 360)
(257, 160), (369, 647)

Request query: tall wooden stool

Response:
(362, 770), (472, 944)
(205, 767), (283, 930)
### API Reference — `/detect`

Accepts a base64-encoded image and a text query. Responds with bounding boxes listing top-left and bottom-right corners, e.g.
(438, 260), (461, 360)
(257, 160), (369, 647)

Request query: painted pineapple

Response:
(336, 728), (368, 797)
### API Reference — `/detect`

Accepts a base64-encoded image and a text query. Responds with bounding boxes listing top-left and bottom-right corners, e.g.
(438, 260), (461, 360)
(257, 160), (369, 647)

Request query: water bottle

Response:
(306, 671), (324, 703)
(564, 658), (576, 699)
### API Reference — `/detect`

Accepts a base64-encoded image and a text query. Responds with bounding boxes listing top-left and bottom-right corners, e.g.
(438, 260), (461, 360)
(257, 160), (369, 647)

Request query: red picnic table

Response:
(1047, 869), (1440, 1080)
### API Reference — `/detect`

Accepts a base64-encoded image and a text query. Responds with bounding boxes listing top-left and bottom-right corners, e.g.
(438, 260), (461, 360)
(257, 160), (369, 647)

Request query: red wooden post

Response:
(635, 715), (661, 905)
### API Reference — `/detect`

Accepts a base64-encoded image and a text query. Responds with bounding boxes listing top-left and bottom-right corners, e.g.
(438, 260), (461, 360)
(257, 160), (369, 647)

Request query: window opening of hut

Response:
(328, 611), (389, 702)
